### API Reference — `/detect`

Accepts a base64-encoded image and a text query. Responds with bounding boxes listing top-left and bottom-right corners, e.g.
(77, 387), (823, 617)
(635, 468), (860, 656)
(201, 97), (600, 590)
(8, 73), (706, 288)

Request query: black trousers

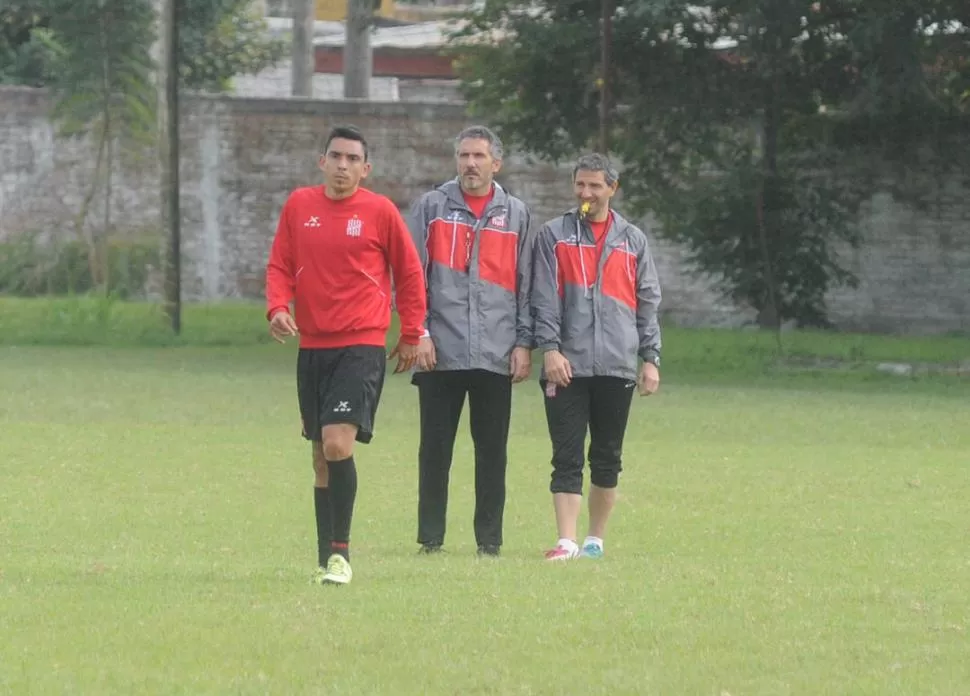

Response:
(541, 376), (636, 495)
(415, 369), (512, 548)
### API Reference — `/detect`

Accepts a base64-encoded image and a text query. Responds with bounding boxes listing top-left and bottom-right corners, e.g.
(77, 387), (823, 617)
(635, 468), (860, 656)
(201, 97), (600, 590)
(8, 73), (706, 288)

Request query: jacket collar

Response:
(568, 206), (632, 244)
(437, 178), (509, 216)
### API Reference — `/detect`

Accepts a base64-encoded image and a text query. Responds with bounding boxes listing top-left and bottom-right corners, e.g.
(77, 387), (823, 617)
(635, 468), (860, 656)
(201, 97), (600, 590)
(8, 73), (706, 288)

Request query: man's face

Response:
(456, 137), (501, 194)
(319, 138), (371, 194)
(573, 169), (617, 218)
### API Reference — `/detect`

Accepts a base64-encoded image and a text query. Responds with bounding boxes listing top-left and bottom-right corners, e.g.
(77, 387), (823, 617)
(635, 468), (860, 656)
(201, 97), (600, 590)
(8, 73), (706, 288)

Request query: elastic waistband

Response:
(299, 328), (387, 349)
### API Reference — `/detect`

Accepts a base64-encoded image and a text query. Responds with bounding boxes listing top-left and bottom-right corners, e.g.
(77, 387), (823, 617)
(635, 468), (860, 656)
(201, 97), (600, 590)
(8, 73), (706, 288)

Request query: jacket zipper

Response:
(590, 214), (619, 374)
(450, 215), (459, 268)
(576, 215), (591, 299)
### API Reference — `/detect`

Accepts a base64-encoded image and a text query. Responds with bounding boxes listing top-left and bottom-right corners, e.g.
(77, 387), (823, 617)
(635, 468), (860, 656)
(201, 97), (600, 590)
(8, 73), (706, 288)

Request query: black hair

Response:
(323, 125), (369, 161)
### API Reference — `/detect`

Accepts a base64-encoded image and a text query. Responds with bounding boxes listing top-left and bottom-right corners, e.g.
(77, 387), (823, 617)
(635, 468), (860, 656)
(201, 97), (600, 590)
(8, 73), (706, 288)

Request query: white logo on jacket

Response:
(346, 217), (362, 237)
(305, 216), (321, 228)
(489, 214), (506, 228)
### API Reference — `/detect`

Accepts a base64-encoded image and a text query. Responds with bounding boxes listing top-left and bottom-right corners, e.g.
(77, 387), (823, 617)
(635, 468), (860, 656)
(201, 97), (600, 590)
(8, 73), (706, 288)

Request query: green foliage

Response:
(0, 0), (285, 93)
(451, 0), (969, 327)
(0, 3), (59, 85)
(666, 153), (863, 328)
(37, 0), (158, 293)
(179, 0), (286, 92)
(44, 0), (156, 143)
(0, 235), (162, 299)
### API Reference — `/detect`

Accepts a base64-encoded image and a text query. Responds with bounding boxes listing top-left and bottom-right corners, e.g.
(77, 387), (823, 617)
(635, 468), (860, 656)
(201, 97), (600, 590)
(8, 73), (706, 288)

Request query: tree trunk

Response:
(76, 120), (107, 291)
(343, 0), (372, 99)
(291, 0), (314, 96)
(755, 104), (781, 333)
(754, 27), (783, 341)
(599, 0), (612, 153)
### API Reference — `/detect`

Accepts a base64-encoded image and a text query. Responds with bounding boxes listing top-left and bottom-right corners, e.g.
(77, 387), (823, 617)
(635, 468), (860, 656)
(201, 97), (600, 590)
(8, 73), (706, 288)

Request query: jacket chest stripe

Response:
(429, 218), (474, 272)
(555, 242), (638, 309)
(428, 218), (517, 291)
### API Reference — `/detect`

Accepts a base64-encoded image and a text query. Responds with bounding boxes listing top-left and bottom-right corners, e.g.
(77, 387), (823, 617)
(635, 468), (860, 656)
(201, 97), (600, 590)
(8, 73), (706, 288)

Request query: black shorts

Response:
(296, 345), (387, 444)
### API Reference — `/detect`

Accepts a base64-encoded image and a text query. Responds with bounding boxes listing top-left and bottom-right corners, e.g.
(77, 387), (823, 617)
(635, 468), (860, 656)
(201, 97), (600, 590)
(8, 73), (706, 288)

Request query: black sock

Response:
(314, 487), (332, 567)
(328, 456), (357, 562)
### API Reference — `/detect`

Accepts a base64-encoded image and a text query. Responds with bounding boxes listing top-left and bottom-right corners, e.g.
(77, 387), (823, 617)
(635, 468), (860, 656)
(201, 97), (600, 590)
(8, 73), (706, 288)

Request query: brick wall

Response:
(1, 86), (967, 334)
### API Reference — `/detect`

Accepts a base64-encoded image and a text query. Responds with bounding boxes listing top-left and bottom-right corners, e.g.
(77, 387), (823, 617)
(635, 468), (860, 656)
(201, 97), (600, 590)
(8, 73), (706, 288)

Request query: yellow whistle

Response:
(580, 202), (591, 218)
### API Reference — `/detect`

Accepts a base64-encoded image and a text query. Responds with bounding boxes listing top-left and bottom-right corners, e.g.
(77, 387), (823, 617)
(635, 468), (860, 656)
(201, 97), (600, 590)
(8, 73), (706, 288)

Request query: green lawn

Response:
(1, 300), (969, 694)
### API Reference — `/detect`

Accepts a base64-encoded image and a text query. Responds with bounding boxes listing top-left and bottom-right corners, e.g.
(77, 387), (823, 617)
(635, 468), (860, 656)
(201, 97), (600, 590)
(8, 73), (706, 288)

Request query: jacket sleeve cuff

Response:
(537, 341), (560, 353)
(267, 305), (288, 321)
(399, 332), (423, 346)
(640, 347), (661, 361)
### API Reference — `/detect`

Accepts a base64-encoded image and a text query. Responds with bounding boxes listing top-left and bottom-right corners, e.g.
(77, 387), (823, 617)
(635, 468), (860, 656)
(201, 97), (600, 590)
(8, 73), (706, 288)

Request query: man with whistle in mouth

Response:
(529, 152), (663, 561)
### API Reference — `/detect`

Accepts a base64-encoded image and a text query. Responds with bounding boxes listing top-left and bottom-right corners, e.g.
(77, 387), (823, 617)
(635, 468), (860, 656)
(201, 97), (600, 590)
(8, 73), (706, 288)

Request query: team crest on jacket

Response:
(346, 215), (362, 237)
(489, 214), (506, 228)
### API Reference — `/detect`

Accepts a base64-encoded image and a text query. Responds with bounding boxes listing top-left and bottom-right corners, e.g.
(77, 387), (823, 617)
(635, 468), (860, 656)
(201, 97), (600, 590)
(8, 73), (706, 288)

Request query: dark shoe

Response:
(477, 544), (500, 557)
(419, 543), (443, 554)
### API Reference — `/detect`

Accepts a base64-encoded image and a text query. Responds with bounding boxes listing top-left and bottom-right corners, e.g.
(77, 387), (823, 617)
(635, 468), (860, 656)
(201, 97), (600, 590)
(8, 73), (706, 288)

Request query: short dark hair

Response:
(573, 152), (619, 186)
(324, 125), (369, 161)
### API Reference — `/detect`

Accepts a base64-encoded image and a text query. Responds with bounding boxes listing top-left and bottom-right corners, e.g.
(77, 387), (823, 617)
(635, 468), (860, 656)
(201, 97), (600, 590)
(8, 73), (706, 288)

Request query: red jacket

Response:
(265, 186), (428, 349)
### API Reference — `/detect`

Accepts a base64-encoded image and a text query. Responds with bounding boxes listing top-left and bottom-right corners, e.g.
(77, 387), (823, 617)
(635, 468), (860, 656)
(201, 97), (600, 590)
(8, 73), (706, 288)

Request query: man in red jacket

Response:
(265, 125), (431, 586)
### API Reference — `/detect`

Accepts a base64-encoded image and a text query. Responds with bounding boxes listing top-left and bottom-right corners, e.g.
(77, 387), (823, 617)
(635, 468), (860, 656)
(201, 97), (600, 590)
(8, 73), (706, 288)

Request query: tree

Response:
(44, 0), (157, 293)
(178, 0), (285, 92)
(451, 0), (969, 328)
(0, 3), (58, 86)
(0, 0), (285, 93)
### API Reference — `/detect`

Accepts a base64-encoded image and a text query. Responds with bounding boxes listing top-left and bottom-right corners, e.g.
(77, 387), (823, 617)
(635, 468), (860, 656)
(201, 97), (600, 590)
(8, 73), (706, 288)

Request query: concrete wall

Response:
(1, 86), (968, 334)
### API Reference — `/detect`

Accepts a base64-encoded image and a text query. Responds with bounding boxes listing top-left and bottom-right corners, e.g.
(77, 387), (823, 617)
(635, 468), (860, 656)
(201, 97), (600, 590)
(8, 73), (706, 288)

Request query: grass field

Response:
(2, 299), (969, 694)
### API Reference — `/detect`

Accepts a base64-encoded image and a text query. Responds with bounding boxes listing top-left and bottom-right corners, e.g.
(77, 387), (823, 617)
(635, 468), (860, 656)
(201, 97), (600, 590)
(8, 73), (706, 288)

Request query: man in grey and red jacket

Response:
(406, 125), (536, 557)
(531, 152), (662, 562)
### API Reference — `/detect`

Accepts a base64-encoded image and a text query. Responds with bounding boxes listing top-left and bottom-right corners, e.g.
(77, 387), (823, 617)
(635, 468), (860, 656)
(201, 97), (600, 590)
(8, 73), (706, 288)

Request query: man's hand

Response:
(543, 350), (572, 387)
(389, 336), (433, 374)
(638, 362), (660, 396)
(416, 336), (436, 372)
(510, 346), (532, 383)
(269, 310), (298, 343)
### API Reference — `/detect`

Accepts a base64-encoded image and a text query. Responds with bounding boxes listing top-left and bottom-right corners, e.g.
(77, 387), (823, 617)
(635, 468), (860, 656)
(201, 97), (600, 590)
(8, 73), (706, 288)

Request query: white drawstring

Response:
(577, 216), (591, 298)
(450, 216), (458, 268)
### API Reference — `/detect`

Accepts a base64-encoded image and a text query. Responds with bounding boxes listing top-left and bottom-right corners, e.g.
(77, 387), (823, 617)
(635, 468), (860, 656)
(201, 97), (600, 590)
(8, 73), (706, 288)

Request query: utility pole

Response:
(291, 0), (315, 96)
(159, 0), (181, 333)
(599, 0), (613, 153)
(344, 0), (373, 99)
